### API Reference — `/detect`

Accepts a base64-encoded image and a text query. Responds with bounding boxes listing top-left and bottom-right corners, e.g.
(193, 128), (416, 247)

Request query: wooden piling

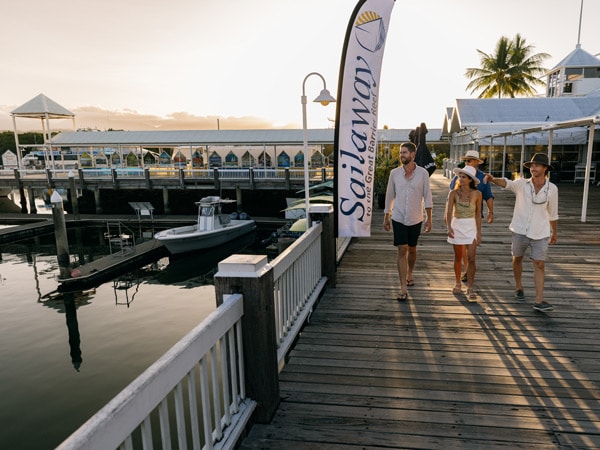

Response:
(68, 171), (80, 220)
(51, 190), (71, 279)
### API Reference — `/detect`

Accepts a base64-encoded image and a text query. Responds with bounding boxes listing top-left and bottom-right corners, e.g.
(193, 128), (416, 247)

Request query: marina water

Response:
(0, 225), (258, 449)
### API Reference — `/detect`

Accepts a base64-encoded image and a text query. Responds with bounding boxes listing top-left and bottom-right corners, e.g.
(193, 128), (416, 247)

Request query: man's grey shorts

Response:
(511, 233), (549, 261)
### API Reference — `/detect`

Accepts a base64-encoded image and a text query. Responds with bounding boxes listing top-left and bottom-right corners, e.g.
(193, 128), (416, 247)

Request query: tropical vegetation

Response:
(0, 131), (45, 153)
(374, 154), (398, 195)
(465, 34), (550, 98)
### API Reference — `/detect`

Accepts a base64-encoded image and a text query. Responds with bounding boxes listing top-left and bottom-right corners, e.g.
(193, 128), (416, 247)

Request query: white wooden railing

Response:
(56, 211), (339, 450)
(56, 294), (255, 450)
(270, 223), (326, 365)
(0, 167), (329, 183)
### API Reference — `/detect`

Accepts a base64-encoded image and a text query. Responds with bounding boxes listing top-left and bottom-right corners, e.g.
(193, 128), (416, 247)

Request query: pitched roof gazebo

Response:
(10, 93), (76, 167)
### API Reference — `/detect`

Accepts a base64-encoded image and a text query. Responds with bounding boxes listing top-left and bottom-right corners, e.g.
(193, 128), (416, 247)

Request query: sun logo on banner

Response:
(354, 10), (387, 53)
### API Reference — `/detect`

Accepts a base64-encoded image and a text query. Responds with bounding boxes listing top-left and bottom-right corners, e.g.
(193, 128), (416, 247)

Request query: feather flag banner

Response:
(335, 0), (395, 237)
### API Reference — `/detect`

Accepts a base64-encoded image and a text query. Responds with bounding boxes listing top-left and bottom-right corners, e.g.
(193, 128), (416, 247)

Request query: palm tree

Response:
(465, 34), (550, 98)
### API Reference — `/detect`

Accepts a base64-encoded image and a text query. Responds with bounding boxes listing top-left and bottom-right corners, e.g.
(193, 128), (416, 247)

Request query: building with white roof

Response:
(444, 44), (600, 185)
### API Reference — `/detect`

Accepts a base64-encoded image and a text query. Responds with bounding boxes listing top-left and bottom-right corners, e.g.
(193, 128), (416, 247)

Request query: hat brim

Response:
(523, 161), (554, 170)
(453, 168), (480, 185)
(460, 156), (483, 163)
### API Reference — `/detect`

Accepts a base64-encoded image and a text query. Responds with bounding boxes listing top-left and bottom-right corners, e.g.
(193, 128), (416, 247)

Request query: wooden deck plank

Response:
(240, 171), (600, 449)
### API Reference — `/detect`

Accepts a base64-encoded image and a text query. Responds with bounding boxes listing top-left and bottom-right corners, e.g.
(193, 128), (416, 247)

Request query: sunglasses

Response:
(530, 182), (549, 205)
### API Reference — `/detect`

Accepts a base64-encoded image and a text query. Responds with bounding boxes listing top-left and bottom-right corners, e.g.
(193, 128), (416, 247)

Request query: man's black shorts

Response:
(392, 220), (422, 247)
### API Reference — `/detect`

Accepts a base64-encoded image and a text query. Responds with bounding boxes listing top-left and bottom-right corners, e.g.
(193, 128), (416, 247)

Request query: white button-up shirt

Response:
(384, 165), (433, 226)
(503, 177), (559, 240)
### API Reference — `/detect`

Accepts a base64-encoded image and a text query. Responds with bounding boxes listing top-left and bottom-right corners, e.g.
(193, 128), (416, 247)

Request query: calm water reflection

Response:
(0, 230), (258, 449)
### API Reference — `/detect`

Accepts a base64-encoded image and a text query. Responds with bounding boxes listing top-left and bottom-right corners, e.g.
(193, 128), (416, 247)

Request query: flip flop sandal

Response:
(397, 292), (408, 302)
(406, 279), (415, 286)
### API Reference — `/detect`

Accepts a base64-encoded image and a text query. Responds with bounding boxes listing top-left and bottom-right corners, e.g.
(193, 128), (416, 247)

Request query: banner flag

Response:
(334, 0), (395, 237)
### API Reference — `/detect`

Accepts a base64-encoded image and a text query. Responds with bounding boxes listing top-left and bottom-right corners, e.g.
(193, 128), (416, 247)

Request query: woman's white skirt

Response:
(447, 217), (477, 245)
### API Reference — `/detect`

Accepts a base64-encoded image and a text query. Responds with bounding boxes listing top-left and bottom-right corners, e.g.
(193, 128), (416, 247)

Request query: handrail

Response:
(0, 167), (330, 181)
(269, 223), (326, 366)
(105, 221), (136, 255)
(56, 294), (255, 450)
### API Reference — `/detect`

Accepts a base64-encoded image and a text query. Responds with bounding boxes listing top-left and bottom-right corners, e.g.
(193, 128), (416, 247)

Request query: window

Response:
(583, 67), (600, 78)
(565, 67), (583, 81)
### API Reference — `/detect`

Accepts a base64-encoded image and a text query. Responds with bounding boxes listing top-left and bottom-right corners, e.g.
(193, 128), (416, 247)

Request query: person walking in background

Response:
(446, 165), (482, 299)
(383, 142), (433, 302)
(448, 150), (494, 282)
(484, 153), (558, 312)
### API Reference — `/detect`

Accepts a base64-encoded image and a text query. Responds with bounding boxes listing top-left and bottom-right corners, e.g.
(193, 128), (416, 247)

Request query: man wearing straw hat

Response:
(484, 153), (558, 312)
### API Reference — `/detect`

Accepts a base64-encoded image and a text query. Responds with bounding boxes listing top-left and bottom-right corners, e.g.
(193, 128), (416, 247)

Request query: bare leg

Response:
(513, 255), (524, 292)
(407, 245), (417, 283)
(462, 245), (468, 277)
(453, 245), (462, 284)
(397, 244), (408, 295)
(532, 259), (545, 303)
(466, 242), (477, 294)
(452, 245), (462, 293)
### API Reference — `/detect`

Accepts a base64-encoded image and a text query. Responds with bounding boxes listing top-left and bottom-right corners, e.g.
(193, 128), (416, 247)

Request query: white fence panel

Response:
(270, 223), (326, 366)
(217, 169), (250, 181)
(56, 294), (255, 450)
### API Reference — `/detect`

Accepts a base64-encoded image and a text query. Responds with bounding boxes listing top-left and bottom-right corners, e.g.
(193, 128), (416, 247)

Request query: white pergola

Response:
(10, 94), (76, 168)
(465, 115), (600, 222)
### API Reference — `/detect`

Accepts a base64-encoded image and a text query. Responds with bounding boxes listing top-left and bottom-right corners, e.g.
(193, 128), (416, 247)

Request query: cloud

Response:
(0, 105), (297, 132)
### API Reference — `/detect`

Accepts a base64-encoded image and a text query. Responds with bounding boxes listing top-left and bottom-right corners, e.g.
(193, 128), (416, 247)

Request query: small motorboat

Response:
(154, 196), (256, 255)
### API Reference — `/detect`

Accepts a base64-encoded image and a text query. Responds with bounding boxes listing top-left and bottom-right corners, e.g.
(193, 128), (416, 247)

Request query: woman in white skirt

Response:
(446, 165), (482, 299)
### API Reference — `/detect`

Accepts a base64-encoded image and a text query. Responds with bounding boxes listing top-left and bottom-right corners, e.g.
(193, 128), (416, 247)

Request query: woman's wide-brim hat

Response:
(460, 150), (483, 164)
(453, 165), (479, 185)
(523, 153), (554, 170)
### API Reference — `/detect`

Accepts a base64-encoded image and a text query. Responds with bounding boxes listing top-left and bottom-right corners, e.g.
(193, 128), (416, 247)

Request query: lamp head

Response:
(313, 88), (336, 106)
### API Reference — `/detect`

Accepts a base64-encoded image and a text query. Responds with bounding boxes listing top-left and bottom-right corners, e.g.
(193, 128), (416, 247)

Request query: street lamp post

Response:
(301, 72), (336, 228)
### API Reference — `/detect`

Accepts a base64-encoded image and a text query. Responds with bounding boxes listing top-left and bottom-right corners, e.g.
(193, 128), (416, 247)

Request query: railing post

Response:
(144, 168), (152, 189)
(309, 204), (336, 287)
(178, 168), (185, 189)
(27, 187), (37, 215)
(46, 168), (54, 188)
(111, 168), (118, 187)
(214, 255), (280, 423)
(284, 168), (291, 190)
(14, 169), (28, 214)
(77, 168), (85, 189)
(213, 168), (220, 191)
(68, 171), (80, 220)
(249, 168), (255, 190)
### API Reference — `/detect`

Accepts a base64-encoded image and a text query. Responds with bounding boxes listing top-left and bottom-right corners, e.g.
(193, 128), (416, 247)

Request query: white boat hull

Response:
(154, 220), (256, 254)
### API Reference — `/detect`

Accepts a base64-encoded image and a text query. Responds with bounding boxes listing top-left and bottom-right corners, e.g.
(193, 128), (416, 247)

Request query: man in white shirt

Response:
(484, 153), (558, 312)
(383, 142), (433, 302)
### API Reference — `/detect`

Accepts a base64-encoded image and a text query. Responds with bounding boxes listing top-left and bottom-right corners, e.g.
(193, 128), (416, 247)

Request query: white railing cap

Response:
(215, 254), (270, 278)
(309, 204), (333, 214)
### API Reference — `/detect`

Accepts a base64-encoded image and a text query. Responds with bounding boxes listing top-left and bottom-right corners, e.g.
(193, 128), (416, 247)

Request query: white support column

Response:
(580, 125), (595, 223)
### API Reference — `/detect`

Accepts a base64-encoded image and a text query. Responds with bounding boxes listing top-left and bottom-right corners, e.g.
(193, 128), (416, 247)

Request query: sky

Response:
(1, 0), (599, 133)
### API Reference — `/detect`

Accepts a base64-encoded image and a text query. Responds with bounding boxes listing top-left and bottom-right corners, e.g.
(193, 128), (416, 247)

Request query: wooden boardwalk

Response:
(241, 171), (600, 449)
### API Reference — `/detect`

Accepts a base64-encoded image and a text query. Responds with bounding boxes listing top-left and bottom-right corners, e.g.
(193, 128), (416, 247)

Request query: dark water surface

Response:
(0, 229), (259, 449)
